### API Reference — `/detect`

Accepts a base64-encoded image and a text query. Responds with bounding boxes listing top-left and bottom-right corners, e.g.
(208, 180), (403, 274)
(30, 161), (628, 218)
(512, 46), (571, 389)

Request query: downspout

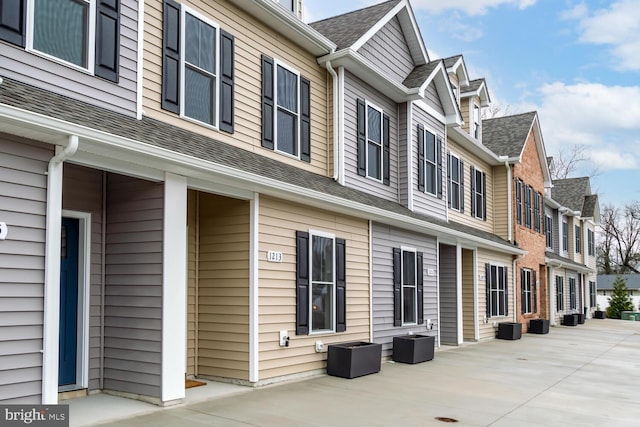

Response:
(42, 135), (79, 404)
(326, 61), (340, 182)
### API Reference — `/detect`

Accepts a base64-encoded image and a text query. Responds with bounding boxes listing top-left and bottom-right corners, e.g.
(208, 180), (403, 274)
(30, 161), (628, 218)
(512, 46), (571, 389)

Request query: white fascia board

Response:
(448, 126), (503, 165)
(445, 56), (469, 86)
(531, 116), (553, 187)
(227, 0), (335, 56)
(351, 0), (406, 51)
(414, 99), (445, 124)
(0, 103), (523, 256)
(544, 256), (593, 274)
(460, 83), (490, 107)
(420, 63), (461, 124)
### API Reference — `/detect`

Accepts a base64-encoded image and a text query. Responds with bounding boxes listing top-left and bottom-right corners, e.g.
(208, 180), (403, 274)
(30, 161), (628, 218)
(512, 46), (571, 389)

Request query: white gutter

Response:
(42, 135), (79, 404)
(326, 61), (339, 182)
(0, 104), (524, 256)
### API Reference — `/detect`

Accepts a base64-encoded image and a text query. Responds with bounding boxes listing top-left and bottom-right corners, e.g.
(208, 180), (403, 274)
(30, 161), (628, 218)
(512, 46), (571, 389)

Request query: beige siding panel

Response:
(493, 166), (509, 240)
(143, 0), (329, 176)
(462, 249), (474, 341)
(186, 190), (197, 377)
(258, 196), (369, 381)
(447, 139), (494, 233)
(477, 249), (514, 341)
(196, 193), (250, 381)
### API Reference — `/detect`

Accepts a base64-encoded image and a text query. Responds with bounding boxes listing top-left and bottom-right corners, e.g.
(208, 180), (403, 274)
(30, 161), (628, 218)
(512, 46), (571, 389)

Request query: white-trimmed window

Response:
(471, 166), (486, 220)
(556, 276), (564, 311)
(521, 269), (533, 314)
(309, 231), (335, 333)
(473, 104), (480, 139)
(448, 152), (464, 211)
(274, 61), (301, 157)
(486, 264), (508, 317)
(181, 8), (219, 127)
(417, 125), (443, 197)
(401, 248), (417, 325)
(569, 277), (577, 310)
(366, 103), (383, 181)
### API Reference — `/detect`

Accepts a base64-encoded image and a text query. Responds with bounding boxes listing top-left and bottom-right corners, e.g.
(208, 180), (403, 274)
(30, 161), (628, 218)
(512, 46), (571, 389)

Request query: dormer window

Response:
(276, 0), (297, 13)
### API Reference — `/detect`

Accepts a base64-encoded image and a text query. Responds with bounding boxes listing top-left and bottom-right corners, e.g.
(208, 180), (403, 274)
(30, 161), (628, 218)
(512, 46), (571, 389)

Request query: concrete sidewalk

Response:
(84, 319), (640, 427)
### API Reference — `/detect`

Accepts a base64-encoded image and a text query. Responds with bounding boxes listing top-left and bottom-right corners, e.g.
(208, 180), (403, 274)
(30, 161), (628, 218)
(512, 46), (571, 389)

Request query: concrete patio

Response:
(71, 318), (640, 426)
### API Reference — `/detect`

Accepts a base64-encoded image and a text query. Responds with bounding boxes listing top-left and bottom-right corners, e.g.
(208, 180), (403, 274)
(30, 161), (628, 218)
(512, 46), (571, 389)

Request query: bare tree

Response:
(550, 144), (600, 180)
(481, 103), (514, 120)
(597, 203), (640, 274)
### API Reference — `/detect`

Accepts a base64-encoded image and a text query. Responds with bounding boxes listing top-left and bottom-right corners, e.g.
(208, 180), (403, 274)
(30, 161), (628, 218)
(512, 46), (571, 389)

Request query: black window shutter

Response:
(482, 172), (487, 221)
(336, 238), (346, 332)
(295, 231), (309, 335)
(437, 137), (443, 199)
(447, 153), (451, 208)
(417, 252), (424, 325)
(417, 124), (425, 192)
(261, 55), (274, 149)
(300, 76), (311, 162)
(485, 263), (491, 318)
(161, 0), (180, 114)
(0, 0), (26, 47)
(219, 29), (235, 134)
(503, 267), (509, 316)
(520, 269), (526, 314)
(392, 248), (401, 327)
(356, 98), (366, 176)
(533, 270), (538, 313)
(459, 159), (465, 213)
(94, 0), (120, 83)
(470, 166), (476, 216)
(516, 179), (522, 224)
(382, 114), (390, 185)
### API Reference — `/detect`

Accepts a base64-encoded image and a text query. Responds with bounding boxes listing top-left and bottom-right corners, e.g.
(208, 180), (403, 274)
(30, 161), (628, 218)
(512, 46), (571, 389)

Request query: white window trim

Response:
(472, 165), (485, 219)
(562, 219), (569, 255)
(522, 269), (532, 314)
(26, 0), (96, 75)
(273, 59), (301, 159)
(488, 264), (508, 318)
(400, 246), (418, 326)
(423, 126), (439, 197)
(449, 151), (462, 211)
(365, 101), (384, 183)
(308, 229), (336, 335)
(179, 6), (220, 130)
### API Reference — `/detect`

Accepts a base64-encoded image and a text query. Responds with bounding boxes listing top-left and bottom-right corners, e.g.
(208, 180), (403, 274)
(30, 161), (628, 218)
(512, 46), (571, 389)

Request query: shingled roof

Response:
(309, 0), (401, 50)
(0, 76), (518, 252)
(482, 111), (537, 158)
(403, 60), (441, 88)
(552, 177), (591, 213)
(443, 55), (462, 69)
(583, 194), (599, 218)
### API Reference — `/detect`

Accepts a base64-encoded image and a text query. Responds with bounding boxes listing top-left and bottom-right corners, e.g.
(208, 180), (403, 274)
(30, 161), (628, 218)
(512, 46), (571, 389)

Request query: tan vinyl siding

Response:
(447, 139), (494, 233)
(477, 249), (513, 341)
(357, 16), (414, 83)
(197, 193), (250, 381)
(62, 164), (104, 391)
(493, 165), (509, 240)
(462, 249), (474, 341)
(460, 98), (470, 134)
(0, 135), (51, 403)
(143, 0), (329, 176)
(258, 196), (369, 380)
(186, 191), (197, 377)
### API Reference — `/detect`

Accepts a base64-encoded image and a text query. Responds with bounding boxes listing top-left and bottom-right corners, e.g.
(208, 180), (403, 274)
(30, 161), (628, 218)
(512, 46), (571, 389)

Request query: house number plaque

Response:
(267, 251), (283, 263)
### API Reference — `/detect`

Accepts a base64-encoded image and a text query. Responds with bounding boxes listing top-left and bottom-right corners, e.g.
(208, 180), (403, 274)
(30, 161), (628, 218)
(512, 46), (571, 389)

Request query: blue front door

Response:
(59, 217), (79, 387)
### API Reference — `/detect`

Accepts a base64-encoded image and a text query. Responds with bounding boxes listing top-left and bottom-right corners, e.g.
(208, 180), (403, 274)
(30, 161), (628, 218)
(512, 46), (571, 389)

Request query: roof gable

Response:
(551, 177), (594, 215)
(460, 78), (490, 106)
(444, 55), (469, 87)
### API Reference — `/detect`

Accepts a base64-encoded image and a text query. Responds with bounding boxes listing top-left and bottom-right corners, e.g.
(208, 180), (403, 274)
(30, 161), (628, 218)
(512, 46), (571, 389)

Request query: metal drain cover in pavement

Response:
(435, 417), (459, 423)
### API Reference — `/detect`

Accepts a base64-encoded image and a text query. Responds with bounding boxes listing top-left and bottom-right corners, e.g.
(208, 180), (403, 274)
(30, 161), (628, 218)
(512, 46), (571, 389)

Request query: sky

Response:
(303, 0), (640, 209)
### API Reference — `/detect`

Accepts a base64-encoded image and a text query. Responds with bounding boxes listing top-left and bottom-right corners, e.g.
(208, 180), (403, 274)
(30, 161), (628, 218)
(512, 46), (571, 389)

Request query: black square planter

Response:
(497, 322), (522, 340)
(594, 310), (606, 319)
(577, 313), (585, 324)
(327, 342), (382, 379)
(529, 319), (549, 334)
(392, 335), (435, 364)
(563, 314), (579, 326)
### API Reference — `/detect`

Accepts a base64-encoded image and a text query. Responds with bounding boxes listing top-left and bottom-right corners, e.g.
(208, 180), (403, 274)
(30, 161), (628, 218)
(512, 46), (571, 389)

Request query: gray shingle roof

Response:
(462, 78), (485, 93)
(443, 55), (462, 69)
(0, 76), (517, 251)
(582, 194), (598, 218)
(402, 60), (441, 89)
(481, 111), (536, 158)
(552, 177), (591, 213)
(596, 274), (640, 290)
(309, 0), (401, 50)
(545, 251), (593, 272)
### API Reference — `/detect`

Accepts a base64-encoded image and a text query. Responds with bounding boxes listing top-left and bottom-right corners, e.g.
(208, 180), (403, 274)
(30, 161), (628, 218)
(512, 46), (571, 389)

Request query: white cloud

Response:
(564, 0), (640, 71)
(411, 0), (537, 15)
(525, 82), (640, 171)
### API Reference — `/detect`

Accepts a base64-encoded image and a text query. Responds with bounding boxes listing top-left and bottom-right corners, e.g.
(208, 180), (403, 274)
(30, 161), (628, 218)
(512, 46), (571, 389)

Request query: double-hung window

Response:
(486, 264), (508, 317)
(163, 1), (235, 133)
(556, 276), (564, 311)
(575, 224), (582, 254)
(562, 219), (569, 253)
(470, 166), (486, 220)
(524, 184), (532, 228)
(0, 0), (120, 82)
(588, 229), (595, 256)
(295, 231), (346, 335)
(516, 179), (522, 224)
(520, 268), (535, 313)
(417, 125), (443, 197)
(356, 99), (390, 184)
(275, 63), (300, 156)
(393, 248), (424, 326)
(569, 277), (577, 310)
(545, 215), (553, 248)
(448, 153), (464, 211)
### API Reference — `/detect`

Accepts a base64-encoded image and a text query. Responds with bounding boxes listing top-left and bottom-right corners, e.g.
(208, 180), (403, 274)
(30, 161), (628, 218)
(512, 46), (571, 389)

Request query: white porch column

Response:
(249, 193), (259, 383)
(162, 173), (187, 403)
